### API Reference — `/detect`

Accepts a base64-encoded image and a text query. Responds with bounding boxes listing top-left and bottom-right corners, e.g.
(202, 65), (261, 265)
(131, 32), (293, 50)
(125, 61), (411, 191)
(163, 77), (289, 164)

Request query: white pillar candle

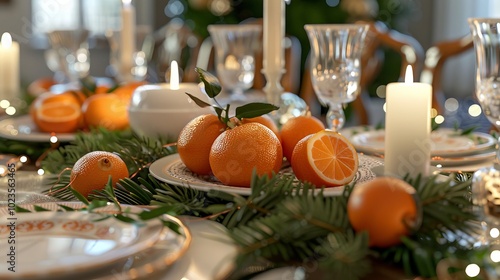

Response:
(263, 0), (285, 75)
(120, 0), (136, 77)
(0, 33), (19, 101)
(384, 65), (432, 179)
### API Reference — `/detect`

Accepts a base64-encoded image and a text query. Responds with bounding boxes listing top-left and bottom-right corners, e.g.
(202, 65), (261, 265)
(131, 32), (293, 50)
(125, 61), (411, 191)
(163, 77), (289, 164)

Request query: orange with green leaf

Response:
(177, 68), (282, 187)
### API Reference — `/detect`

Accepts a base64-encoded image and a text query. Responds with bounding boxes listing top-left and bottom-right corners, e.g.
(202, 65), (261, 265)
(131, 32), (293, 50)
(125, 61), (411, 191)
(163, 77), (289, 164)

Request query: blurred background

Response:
(1, 0), (499, 124)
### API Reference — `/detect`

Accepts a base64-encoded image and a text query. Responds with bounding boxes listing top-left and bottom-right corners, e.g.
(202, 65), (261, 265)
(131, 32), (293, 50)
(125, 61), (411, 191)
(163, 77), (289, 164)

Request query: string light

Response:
(49, 135), (58, 144)
(19, 155), (28, 163)
(0, 165), (6, 176)
(37, 168), (45, 176)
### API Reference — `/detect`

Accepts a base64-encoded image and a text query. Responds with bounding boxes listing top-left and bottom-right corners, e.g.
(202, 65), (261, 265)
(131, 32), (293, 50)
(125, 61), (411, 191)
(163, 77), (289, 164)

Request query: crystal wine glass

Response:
(208, 24), (262, 101)
(304, 24), (369, 131)
(469, 18), (500, 130)
(47, 29), (90, 84)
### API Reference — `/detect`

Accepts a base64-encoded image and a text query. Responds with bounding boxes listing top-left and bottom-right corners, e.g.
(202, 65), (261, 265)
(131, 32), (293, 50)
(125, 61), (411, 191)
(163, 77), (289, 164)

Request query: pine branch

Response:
(316, 231), (371, 280)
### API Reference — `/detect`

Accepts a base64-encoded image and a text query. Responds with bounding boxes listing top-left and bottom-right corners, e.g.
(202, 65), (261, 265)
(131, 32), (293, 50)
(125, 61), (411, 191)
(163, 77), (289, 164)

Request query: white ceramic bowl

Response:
(128, 83), (213, 140)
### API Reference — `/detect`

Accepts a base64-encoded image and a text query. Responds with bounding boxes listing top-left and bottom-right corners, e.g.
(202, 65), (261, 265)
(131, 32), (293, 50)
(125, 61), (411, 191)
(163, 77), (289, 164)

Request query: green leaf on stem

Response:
(185, 92), (212, 108)
(195, 67), (221, 98)
(234, 103), (279, 119)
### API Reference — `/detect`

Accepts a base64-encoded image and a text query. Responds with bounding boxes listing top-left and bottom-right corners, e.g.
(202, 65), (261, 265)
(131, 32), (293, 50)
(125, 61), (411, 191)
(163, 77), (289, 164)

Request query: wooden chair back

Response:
(420, 35), (473, 114)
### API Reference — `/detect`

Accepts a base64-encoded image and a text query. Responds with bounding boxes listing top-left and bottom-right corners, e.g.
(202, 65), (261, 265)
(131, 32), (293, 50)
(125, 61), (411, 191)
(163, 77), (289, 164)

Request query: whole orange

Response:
(177, 114), (226, 175)
(241, 115), (281, 142)
(70, 151), (129, 198)
(347, 177), (419, 247)
(30, 91), (84, 133)
(27, 77), (56, 97)
(209, 122), (283, 187)
(113, 81), (145, 103)
(280, 115), (325, 161)
(291, 130), (358, 187)
(81, 93), (129, 130)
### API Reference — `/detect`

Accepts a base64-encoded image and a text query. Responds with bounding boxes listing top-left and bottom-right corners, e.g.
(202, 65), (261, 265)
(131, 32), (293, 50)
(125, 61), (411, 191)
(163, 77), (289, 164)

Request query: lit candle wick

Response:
(404, 65), (413, 84)
(170, 60), (180, 90)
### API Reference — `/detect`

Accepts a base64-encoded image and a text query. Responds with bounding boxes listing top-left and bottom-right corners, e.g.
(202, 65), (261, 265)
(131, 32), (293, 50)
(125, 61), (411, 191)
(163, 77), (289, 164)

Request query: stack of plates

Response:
(0, 203), (190, 279)
(340, 126), (497, 172)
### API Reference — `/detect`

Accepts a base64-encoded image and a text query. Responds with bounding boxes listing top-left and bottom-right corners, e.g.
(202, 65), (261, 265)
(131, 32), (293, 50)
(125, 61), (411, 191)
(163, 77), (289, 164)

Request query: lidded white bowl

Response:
(128, 83), (213, 141)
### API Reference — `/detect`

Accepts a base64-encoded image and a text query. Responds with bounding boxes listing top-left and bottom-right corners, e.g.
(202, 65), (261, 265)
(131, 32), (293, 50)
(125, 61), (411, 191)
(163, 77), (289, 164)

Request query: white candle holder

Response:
(128, 83), (212, 140)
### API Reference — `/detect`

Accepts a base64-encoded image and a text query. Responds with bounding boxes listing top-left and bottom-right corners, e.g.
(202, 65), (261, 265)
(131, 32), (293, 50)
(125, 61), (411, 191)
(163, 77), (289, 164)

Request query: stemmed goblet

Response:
(469, 18), (500, 269)
(47, 29), (90, 84)
(304, 24), (369, 131)
(469, 18), (500, 130)
(208, 24), (262, 102)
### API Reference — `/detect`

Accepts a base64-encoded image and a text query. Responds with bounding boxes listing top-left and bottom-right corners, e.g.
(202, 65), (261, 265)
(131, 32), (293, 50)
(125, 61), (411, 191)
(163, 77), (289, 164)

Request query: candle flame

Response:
(1, 33), (12, 48)
(404, 65), (413, 84)
(170, 60), (180, 90)
(122, 0), (131, 6)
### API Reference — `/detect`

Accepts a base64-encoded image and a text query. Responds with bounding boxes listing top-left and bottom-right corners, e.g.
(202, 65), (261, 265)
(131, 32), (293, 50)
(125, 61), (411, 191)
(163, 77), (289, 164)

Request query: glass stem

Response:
(326, 103), (345, 131)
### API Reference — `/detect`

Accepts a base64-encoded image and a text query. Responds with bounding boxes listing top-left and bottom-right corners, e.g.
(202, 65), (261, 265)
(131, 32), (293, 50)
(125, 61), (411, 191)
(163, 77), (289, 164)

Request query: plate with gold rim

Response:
(0, 115), (76, 142)
(340, 126), (496, 157)
(0, 202), (190, 280)
(149, 153), (383, 197)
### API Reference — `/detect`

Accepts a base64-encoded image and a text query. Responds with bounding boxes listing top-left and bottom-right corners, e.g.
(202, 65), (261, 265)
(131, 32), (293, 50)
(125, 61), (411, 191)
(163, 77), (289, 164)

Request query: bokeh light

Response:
(37, 169), (45, 176)
(444, 98), (459, 112)
(490, 228), (499, 238)
(50, 135), (58, 143)
(465, 263), (480, 277)
(491, 250), (500, 263)
(5, 106), (16, 115)
(431, 108), (438, 118)
(326, 0), (340, 7)
(19, 155), (28, 163)
(376, 85), (386, 98)
(468, 104), (482, 117)
(434, 115), (444, 124)
(0, 100), (10, 109)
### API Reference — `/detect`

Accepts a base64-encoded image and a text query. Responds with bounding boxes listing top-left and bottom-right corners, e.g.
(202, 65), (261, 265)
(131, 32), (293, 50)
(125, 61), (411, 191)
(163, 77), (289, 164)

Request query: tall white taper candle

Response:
(120, 0), (136, 78)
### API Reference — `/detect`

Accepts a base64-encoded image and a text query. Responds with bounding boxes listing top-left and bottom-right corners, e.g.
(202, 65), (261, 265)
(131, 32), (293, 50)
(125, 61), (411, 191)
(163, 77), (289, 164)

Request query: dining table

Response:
(0, 115), (497, 280)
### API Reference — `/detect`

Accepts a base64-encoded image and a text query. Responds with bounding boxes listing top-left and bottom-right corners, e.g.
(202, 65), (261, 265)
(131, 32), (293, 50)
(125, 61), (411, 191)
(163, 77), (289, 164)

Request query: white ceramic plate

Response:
(0, 203), (188, 279)
(340, 126), (496, 157)
(431, 150), (497, 167)
(0, 115), (76, 142)
(149, 153), (383, 197)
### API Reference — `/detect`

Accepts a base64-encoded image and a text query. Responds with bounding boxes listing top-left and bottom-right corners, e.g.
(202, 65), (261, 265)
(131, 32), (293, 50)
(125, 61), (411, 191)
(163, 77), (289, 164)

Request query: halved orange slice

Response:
(291, 130), (359, 187)
(35, 102), (82, 133)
